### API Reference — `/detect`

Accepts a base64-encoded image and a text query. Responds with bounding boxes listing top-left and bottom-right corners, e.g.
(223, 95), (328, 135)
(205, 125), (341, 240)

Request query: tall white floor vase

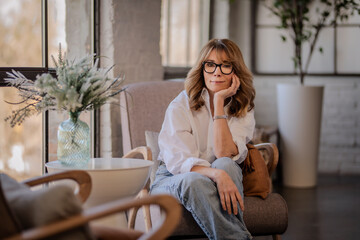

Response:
(277, 84), (324, 188)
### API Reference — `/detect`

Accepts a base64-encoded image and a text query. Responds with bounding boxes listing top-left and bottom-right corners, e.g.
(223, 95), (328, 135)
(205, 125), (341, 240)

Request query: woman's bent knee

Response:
(179, 172), (215, 197)
(212, 157), (236, 170)
(212, 157), (243, 179)
(180, 172), (210, 189)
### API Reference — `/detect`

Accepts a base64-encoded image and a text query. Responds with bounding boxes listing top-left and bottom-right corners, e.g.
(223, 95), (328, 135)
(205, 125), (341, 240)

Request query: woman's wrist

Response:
(214, 94), (225, 104)
(213, 96), (225, 115)
(213, 115), (228, 120)
(212, 168), (225, 183)
(192, 165), (221, 182)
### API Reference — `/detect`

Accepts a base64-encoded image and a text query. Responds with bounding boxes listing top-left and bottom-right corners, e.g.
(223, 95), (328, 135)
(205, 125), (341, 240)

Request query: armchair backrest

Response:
(120, 80), (184, 154)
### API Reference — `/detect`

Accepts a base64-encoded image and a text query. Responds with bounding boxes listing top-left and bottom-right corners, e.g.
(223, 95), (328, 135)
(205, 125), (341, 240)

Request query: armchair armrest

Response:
(123, 146), (153, 161)
(252, 126), (278, 145)
(254, 143), (279, 177)
(21, 170), (92, 203)
(122, 146), (153, 231)
(6, 194), (181, 240)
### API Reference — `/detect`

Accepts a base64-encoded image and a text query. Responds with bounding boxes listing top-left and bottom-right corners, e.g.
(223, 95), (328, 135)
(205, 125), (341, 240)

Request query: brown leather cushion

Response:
(91, 225), (143, 240)
(170, 193), (288, 237)
(241, 144), (271, 199)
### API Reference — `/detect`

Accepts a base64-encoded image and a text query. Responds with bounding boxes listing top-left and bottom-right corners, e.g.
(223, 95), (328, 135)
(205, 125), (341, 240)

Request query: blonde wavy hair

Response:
(185, 39), (255, 118)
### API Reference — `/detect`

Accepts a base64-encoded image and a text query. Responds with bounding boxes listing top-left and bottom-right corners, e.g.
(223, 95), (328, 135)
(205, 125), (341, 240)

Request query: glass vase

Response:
(57, 112), (90, 167)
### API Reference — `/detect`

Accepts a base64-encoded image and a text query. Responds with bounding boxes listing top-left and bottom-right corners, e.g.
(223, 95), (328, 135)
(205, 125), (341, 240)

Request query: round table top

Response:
(45, 158), (153, 171)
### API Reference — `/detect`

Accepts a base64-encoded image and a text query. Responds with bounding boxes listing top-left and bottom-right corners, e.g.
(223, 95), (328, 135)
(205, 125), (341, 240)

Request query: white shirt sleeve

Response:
(158, 102), (211, 175)
(229, 109), (255, 163)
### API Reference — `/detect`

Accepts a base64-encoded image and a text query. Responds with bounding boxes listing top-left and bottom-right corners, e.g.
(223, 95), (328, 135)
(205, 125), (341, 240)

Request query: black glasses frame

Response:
(202, 61), (233, 75)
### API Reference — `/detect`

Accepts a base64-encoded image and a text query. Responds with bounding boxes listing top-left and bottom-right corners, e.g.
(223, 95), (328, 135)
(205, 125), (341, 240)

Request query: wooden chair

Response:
(0, 169), (181, 240)
(120, 81), (288, 239)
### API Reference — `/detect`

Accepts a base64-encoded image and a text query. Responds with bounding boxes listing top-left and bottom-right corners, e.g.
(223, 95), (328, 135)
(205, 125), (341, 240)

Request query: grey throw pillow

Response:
(0, 173), (94, 240)
(145, 131), (160, 185)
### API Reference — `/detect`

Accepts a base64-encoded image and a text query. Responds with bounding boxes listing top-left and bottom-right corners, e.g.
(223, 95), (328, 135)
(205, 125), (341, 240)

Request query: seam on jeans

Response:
(182, 196), (215, 240)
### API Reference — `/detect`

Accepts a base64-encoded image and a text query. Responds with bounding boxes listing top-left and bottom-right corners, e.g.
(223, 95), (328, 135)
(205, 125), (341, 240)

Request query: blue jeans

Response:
(150, 157), (252, 240)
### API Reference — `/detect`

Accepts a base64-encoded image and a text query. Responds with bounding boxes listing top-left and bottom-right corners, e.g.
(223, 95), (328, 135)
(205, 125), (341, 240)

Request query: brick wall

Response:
(254, 75), (360, 174)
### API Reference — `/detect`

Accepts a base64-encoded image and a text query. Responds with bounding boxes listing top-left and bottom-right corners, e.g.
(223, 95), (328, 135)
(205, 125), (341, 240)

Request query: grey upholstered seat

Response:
(170, 193), (288, 238)
(120, 80), (288, 239)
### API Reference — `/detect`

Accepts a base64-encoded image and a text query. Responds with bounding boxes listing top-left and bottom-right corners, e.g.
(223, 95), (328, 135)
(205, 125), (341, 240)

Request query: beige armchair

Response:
(120, 81), (288, 239)
(0, 169), (181, 240)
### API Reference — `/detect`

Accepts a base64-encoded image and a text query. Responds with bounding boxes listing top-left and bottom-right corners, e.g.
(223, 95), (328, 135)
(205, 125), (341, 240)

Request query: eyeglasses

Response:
(203, 61), (233, 75)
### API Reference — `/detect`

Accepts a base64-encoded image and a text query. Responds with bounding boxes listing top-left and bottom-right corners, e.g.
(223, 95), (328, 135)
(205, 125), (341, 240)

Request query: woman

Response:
(150, 39), (255, 240)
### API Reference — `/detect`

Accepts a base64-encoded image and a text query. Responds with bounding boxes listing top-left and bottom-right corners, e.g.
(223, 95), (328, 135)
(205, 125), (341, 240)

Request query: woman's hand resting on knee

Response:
(213, 169), (244, 215)
(191, 166), (244, 215)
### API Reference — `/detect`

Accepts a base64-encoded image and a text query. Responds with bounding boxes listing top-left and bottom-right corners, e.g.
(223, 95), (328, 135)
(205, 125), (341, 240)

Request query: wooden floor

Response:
(255, 174), (360, 240)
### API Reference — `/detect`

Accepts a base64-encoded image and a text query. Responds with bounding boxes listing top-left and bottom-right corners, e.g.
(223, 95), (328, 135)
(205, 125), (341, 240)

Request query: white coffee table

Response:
(46, 158), (153, 227)
(46, 157), (153, 207)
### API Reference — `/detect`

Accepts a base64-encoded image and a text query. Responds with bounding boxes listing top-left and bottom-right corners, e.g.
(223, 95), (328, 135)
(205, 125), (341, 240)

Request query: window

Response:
(0, 0), (95, 180)
(253, 0), (360, 75)
(0, 87), (43, 180)
(161, 0), (210, 78)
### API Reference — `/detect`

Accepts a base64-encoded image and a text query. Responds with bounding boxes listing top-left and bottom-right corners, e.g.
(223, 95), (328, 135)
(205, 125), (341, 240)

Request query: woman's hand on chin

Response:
(214, 74), (240, 102)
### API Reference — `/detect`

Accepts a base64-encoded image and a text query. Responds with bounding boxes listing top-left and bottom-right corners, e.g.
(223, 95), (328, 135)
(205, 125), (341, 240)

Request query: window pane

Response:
(48, 0), (67, 65)
(0, 87), (42, 181)
(161, 0), (209, 67)
(0, 0), (42, 67)
(48, 0), (92, 67)
(160, 0), (169, 65)
(305, 27), (334, 73)
(307, 0), (335, 26)
(256, 28), (294, 73)
(256, 0), (280, 26)
(337, 27), (360, 73)
(189, 1), (201, 66)
(341, 8), (360, 24)
(168, 0), (188, 66)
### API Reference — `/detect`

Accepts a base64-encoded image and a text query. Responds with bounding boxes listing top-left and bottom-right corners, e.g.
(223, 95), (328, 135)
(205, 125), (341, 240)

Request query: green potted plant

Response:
(263, 0), (360, 187)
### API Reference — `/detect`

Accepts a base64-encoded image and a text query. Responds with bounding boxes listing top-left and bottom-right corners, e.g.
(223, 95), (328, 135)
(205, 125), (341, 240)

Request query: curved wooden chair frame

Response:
(1, 165), (181, 240)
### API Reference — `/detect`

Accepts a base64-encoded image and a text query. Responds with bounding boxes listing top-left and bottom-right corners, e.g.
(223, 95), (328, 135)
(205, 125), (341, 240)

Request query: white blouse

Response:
(158, 88), (255, 175)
